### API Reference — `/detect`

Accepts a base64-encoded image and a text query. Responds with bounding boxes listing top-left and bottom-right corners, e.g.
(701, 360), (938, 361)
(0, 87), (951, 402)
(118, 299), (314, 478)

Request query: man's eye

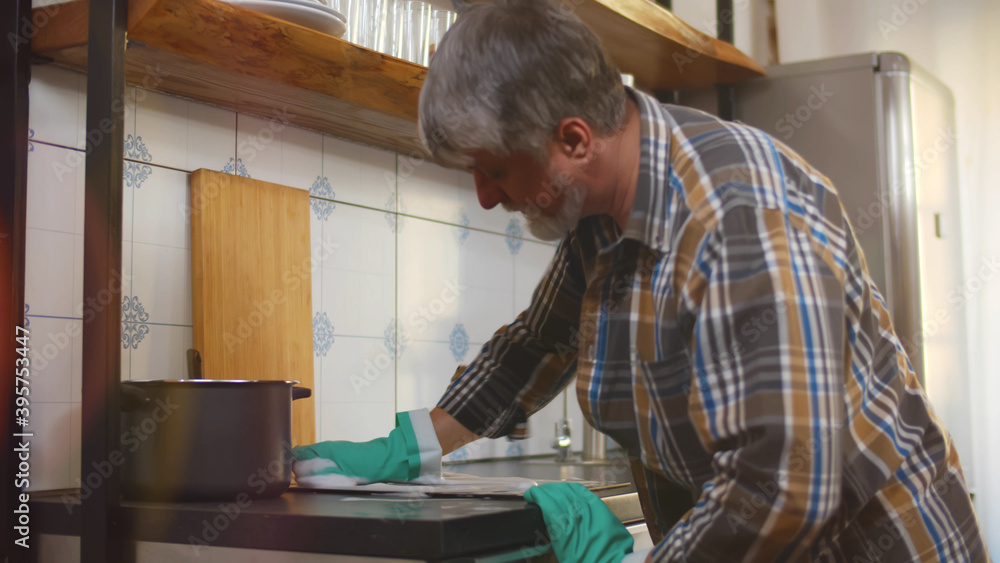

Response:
(489, 169), (505, 180)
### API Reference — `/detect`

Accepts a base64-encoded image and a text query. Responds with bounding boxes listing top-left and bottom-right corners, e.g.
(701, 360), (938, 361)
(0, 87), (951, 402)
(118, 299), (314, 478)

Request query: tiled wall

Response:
(24, 64), (585, 490)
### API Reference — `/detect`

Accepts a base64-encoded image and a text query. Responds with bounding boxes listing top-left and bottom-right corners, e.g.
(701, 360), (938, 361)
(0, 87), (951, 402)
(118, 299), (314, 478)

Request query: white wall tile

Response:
(459, 229), (514, 343)
(133, 89), (186, 167)
(186, 100), (237, 172)
(317, 401), (394, 442)
(27, 142), (85, 234)
(455, 169), (517, 235)
(397, 218), (462, 343)
(514, 240), (557, 312)
(321, 336), (395, 404)
(311, 351), (324, 431)
(134, 90), (236, 172)
(28, 64), (85, 150)
(26, 402), (78, 491)
(324, 204), (396, 273)
(128, 325), (193, 381)
(397, 159), (463, 225)
(25, 228), (76, 318)
(318, 203), (395, 342)
(322, 135), (396, 210)
(132, 165), (191, 249)
(130, 243), (192, 326)
(281, 126), (324, 192)
(25, 316), (78, 403)
(322, 269), (394, 340)
(237, 114), (322, 191)
(395, 340), (457, 414)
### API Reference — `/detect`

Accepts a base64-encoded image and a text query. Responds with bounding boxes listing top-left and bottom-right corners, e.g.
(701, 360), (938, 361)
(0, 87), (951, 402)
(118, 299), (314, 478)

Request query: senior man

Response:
(293, 1), (988, 561)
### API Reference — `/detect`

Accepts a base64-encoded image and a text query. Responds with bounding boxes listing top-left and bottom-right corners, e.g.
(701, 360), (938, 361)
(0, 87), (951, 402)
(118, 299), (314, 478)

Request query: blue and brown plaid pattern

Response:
(438, 88), (987, 561)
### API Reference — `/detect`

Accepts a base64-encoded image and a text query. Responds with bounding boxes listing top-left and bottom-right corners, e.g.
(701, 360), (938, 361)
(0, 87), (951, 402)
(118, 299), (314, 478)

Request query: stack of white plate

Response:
(221, 0), (348, 38)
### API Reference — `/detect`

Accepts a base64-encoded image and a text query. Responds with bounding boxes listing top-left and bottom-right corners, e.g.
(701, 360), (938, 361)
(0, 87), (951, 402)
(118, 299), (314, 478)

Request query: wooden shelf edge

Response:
(30, 0), (765, 156)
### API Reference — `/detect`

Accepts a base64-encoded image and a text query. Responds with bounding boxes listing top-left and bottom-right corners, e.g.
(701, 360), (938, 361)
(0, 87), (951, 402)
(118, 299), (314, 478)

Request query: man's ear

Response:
(553, 117), (594, 163)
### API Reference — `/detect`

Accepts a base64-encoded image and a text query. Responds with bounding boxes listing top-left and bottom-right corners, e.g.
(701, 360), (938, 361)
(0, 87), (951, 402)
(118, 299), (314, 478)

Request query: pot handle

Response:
(292, 386), (312, 401)
(121, 385), (152, 412)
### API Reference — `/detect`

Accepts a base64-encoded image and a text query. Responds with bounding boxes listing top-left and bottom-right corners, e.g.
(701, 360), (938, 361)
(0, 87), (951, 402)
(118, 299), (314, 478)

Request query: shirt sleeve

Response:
(436, 232), (587, 438)
(652, 205), (846, 561)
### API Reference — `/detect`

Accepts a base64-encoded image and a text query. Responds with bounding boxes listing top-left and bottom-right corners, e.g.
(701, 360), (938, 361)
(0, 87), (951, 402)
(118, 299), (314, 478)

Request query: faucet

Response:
(552, 418), (572, 461)
(582, 422), (607, 462)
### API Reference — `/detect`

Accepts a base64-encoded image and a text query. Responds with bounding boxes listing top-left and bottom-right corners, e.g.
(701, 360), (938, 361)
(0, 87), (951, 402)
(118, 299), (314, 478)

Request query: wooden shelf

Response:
(31, 0), (764, 157)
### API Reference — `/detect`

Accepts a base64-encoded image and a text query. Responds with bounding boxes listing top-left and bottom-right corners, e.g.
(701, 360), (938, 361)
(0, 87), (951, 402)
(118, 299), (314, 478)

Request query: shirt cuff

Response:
(398, 408), (442, 479)
(621, 548), (651, 563)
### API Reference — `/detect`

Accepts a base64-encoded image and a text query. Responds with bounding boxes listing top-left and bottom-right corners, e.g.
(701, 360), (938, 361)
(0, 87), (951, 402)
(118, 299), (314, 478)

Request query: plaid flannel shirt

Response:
(438, 88), (987, 562)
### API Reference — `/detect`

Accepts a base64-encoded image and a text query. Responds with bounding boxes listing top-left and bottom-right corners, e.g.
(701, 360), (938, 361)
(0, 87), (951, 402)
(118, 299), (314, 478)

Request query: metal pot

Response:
(119, 378), (311, 502)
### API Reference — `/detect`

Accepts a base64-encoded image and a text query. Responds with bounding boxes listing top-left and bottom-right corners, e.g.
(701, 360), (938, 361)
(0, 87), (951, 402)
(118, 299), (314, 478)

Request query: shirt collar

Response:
(619, 87), (675, 254)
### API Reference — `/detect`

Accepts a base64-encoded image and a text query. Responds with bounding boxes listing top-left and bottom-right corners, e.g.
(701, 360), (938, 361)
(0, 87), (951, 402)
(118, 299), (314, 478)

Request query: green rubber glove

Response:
(292, 411), (426, 483)
(524, 482), (634, 563)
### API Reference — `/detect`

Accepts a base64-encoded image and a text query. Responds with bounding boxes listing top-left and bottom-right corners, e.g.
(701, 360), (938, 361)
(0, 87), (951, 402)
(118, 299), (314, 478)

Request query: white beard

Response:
(523, 182), (586, 241)
(507, 167), (588, 241)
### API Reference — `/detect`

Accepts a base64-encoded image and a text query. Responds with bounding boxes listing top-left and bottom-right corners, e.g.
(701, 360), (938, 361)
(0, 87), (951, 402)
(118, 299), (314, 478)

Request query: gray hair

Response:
(418, 0), (627, 169)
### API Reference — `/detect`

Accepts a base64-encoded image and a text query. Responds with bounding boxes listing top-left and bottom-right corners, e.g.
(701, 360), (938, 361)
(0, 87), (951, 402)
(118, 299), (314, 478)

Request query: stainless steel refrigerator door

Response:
(897, 56), (974, 491)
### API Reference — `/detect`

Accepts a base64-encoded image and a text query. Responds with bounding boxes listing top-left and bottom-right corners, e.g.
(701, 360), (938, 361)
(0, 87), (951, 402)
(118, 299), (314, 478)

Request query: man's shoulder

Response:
(655, 102), (843, 233)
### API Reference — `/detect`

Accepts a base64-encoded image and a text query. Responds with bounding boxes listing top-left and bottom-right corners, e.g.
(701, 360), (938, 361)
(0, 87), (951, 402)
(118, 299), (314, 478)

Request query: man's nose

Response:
(473, 170), (505, 210)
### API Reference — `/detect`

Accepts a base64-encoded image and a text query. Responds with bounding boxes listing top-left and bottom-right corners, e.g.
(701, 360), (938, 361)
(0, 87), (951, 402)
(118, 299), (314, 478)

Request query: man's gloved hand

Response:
(292, 409), (442, 484)
(524, 482), (638, 563)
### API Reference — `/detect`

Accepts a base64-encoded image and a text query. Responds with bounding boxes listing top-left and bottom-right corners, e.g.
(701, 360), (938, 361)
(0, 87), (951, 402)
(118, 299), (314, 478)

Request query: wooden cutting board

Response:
(190, 169), (315, 446)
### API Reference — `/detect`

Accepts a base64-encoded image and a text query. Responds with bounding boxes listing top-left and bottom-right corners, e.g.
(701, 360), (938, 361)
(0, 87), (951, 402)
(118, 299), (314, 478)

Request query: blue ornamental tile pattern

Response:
(28, 128), (34, 153)
(310, 176), (336, 221)
(313, 311), (334, 357)
(453, 208), (470, 245)
(23, 304), (29, 328)
(121, 296), (150, 350)
(221, 157), (250, 177)
(125, 161), (153, 189)
(383, 319), (407, 359)
(505, 218), (523, 255)
(505, 441), (524, 457)
(449, 323), (469, 362)
(446, 446), (471, 462)
(385, 193), (402, 233)
(125, 134), (153, 162)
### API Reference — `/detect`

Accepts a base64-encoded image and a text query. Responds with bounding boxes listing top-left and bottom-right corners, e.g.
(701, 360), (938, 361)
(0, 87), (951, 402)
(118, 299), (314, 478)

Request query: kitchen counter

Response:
(29, 456), (643, 561)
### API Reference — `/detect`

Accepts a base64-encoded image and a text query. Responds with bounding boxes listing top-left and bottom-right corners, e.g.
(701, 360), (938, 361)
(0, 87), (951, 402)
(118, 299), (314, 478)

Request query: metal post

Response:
(80, 0), (128, 560)
(716, 0), (736, 120)
(2, 0), (31, 560)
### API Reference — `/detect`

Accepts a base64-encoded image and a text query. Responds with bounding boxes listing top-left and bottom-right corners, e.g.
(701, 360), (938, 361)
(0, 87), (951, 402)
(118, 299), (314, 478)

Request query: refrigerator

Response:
(679, 52), (974, 491)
